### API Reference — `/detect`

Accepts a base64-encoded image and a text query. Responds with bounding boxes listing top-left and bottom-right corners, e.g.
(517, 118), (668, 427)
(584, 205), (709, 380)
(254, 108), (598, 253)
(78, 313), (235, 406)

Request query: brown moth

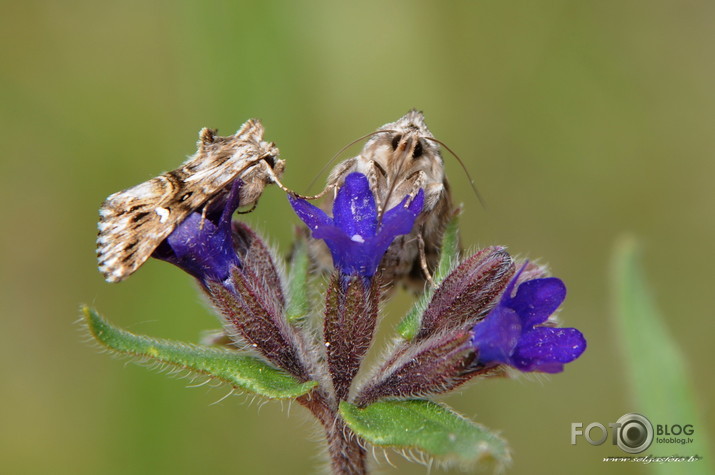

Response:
(317, 110), (455, 290)
(97, 119), (284, 283)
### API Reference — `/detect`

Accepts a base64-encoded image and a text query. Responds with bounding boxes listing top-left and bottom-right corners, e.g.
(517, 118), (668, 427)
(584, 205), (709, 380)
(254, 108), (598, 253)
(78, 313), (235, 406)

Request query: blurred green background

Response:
(1, 1), (713, 474)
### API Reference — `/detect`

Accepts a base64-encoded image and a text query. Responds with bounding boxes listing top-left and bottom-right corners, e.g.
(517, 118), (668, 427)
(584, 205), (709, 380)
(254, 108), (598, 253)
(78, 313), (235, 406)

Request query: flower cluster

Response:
(143, 170), (586, 397)
(91, 159), (586, 474)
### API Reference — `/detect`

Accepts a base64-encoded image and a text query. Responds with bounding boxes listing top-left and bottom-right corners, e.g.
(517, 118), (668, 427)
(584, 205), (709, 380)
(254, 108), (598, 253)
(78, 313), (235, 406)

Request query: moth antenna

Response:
(305, 129), (396, 194)
(425, 136), (487, 210)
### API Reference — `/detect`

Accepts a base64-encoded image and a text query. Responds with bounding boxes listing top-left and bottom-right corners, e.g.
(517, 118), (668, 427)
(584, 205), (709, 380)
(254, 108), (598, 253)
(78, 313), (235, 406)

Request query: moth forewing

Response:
(97, 119), (283, 283)
(321, 110), (455, 290)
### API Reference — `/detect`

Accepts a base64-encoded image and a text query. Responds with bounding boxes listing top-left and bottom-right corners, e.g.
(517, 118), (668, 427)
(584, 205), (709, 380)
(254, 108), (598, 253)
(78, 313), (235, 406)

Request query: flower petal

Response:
(507, 277), (566, 327)
(153, 180), (242, 282)
(288, 195), (333, 232)
(372, 190), (424, 251)
(510, 327), (586, 373)
(471, 305), (522, 367)
(332, 173), (377, 239)
(313, 224), (378, 276)
(218, 179), (242, 228)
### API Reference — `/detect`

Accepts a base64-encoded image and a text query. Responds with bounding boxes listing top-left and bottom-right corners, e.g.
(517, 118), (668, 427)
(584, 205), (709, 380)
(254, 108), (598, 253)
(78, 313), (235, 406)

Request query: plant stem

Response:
(298, 392), (367, 475)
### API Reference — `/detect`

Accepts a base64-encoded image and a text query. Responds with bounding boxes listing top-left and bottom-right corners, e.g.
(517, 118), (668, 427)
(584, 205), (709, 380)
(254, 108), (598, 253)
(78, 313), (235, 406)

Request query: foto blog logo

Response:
(571, 413), (654, 454)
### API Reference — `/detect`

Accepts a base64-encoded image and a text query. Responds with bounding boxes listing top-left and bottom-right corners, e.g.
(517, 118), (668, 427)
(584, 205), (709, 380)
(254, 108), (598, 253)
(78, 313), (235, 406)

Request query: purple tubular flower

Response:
(289, 172), (424, 278)
(471, 264), (586, 373)
(153, 180), (242, 283)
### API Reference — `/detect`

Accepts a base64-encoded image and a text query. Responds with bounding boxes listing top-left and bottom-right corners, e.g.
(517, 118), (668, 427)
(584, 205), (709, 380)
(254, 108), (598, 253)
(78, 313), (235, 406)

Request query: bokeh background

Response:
(1, 1), (712, 474)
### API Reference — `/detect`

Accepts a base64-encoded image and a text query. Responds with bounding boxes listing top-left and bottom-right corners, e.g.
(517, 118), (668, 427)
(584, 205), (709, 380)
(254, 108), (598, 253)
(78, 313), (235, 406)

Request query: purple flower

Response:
(471, 265), (586, 373)
(153, 180), (242, 283)
(289, 173), (424, 278)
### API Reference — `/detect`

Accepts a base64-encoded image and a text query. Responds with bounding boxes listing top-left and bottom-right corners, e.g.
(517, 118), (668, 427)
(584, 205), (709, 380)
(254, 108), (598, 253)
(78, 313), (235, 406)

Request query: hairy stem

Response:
(298, 391), (367, 475)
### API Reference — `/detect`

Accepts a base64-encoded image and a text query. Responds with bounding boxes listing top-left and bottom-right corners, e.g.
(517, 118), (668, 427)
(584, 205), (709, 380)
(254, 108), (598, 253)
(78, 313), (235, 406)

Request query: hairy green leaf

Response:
(340, 399), (509, 469)
(82, 306), (316, 399)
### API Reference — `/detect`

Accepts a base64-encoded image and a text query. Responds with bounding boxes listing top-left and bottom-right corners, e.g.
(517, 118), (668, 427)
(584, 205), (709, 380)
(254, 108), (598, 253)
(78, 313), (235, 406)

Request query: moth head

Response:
(260, 141), (285, 178)
(386, 109), (431, 136)
(355, 111), (444, 189)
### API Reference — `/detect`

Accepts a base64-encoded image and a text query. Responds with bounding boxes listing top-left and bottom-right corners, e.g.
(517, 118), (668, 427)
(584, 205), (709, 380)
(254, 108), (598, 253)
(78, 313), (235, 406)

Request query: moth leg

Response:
(199, 197), (212, 230)
(366, 160), (384, 214)
(198, 191), (227, 229)
(417, 232), (435, 287)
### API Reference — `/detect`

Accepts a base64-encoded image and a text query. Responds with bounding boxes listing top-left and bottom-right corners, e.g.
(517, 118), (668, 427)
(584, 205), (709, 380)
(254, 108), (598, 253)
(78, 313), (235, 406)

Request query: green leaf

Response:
(340, 399), (510, 469)
(612, 237), (712, 475)
(285, 236), (310, 324)
(397, 214), (460, 340)
(82, 306), (317, 399)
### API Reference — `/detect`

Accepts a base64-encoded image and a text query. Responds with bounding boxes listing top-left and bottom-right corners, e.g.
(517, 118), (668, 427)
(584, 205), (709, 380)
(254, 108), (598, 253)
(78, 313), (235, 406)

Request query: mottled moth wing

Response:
(97, 119), (282, 283)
